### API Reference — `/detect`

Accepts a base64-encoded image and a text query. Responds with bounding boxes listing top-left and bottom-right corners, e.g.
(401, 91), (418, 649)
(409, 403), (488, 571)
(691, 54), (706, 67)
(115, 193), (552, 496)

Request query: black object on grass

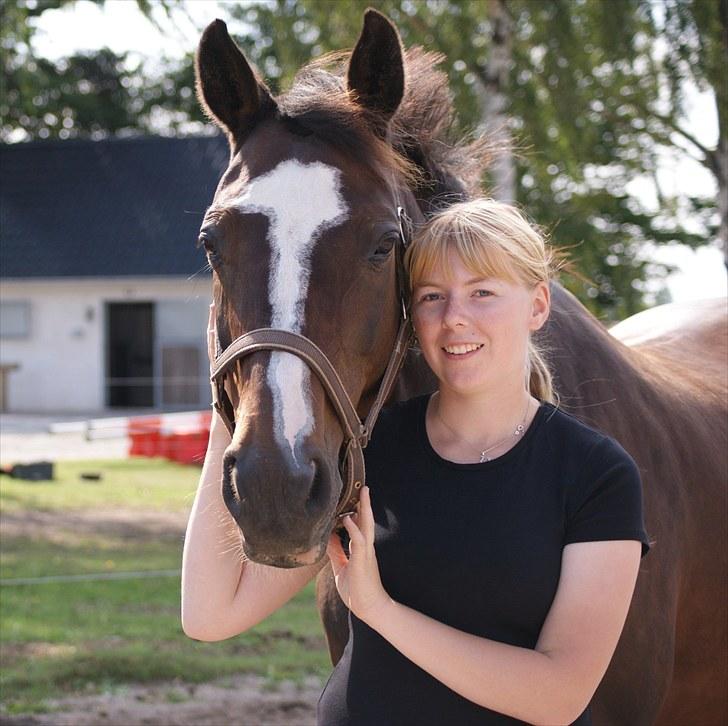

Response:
(6, 462), (55, 481)
(80, 472), (103, 481)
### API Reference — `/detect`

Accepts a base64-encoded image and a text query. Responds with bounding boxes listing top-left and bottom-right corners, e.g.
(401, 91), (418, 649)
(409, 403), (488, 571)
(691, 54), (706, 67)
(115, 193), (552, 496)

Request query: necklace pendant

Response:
(479, 451), (489, 463)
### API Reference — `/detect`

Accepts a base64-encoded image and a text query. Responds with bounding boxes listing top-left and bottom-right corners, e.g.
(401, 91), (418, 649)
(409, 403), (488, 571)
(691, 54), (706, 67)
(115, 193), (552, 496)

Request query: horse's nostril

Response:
(305, 458), (328, 516)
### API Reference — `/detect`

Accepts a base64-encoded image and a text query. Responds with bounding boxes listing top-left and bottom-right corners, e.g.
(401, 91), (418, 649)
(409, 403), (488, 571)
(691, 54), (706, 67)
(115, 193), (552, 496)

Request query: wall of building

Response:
(0, 277), (211, 413)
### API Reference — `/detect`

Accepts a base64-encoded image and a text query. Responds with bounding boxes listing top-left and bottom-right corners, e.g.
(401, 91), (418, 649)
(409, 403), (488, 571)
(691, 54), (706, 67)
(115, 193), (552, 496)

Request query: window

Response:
(0, 301), (31, 339)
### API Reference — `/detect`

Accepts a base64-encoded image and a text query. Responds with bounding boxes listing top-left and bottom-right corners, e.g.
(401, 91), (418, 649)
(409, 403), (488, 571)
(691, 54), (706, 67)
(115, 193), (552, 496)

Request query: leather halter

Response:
(210, 207), (413, 523)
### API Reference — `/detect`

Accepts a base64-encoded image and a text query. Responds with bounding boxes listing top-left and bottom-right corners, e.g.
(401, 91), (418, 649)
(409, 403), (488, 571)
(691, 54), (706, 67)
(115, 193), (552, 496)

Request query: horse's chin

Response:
(242, 539), (328, 569)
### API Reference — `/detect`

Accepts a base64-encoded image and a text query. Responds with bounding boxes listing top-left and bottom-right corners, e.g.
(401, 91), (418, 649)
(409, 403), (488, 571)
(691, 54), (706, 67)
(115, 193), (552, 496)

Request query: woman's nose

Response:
(442, 297), (468, 329)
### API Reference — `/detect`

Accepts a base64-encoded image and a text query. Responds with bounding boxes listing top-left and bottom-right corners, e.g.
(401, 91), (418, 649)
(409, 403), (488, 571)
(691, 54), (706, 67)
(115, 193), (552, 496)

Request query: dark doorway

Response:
(106, 303), (154, 407)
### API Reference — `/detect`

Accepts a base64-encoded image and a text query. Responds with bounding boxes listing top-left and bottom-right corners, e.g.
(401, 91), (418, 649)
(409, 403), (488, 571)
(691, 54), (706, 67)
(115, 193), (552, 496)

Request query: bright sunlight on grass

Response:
(0, 458), (200, 512)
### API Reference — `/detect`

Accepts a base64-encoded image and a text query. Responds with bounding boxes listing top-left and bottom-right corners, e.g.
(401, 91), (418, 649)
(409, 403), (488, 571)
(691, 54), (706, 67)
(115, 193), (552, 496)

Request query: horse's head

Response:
(195, 11), (420, 567)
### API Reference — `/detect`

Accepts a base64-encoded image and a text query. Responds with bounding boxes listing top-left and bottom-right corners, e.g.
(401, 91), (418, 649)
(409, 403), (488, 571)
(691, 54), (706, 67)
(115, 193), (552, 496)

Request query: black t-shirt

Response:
(317, 395), (651, 726)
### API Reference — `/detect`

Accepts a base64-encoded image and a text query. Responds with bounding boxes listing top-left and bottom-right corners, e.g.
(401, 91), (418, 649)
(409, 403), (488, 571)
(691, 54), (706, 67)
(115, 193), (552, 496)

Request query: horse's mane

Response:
(277, 47), (493, 213)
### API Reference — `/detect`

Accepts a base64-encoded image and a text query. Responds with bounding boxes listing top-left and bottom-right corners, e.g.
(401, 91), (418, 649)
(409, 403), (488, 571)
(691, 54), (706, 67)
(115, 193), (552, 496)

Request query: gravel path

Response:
(0, 675), (323, 726)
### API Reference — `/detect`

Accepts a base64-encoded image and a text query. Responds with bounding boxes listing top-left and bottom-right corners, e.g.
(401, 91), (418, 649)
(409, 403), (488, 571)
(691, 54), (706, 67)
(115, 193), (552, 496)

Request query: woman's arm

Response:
(181, 413), (324, 641)
(181, 412), (242, 639)
(181, 302), (324, 641)
(330, 488), (642, 726)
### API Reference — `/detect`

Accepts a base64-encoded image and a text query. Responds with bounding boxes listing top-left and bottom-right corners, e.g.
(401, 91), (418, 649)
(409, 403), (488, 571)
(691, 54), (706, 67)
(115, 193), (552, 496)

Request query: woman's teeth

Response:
(443, 343), (483, 355)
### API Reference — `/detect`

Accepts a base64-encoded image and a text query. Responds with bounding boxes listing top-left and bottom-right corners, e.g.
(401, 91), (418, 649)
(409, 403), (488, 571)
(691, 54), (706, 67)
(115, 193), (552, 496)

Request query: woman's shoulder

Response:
(547, 405), (650, 557)
(540, 401), (614, 445)
(537, 402), (637, 470)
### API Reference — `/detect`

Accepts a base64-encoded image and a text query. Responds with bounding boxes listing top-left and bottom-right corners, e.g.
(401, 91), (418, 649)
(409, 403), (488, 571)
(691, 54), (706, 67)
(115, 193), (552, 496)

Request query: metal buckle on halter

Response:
(396, 206), (412, 322)
(397, 205), (412, 249)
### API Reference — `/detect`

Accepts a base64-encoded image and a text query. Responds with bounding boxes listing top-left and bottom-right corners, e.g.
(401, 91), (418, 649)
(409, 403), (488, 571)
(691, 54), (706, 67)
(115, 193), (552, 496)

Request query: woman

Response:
(183, 198), (650, 725)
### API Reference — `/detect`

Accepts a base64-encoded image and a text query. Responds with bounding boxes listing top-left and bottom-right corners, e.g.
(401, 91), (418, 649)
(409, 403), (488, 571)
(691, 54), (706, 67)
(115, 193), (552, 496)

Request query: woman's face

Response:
(411, 248), (550, 398)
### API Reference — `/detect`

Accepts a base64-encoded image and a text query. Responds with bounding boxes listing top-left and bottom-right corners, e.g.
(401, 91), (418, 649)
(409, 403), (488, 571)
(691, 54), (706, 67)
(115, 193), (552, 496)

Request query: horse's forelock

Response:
(276, 45), (491, 204)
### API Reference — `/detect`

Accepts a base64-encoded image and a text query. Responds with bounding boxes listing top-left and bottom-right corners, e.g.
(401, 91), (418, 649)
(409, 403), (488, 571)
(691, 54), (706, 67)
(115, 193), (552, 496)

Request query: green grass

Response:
(0, 458), (200, 512)
(0, 459), (330, 715)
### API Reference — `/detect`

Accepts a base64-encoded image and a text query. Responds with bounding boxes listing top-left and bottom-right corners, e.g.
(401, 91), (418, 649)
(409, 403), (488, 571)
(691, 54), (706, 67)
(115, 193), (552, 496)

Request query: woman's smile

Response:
(441, 342), (485, 360)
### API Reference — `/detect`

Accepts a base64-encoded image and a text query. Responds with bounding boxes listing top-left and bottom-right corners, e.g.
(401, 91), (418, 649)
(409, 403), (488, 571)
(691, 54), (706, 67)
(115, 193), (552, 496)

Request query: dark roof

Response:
(0, 135), (229, 278)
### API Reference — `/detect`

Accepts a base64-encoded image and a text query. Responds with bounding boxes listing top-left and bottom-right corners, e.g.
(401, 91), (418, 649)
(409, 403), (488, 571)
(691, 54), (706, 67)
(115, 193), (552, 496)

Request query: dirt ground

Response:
(0, 508), (189, 543)
(0, 508), (325, 726)
(0, 674), (323, 725)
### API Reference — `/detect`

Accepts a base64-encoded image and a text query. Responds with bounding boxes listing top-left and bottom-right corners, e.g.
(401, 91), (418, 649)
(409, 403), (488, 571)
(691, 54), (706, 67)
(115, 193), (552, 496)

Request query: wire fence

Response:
(0, 569), (181, 586)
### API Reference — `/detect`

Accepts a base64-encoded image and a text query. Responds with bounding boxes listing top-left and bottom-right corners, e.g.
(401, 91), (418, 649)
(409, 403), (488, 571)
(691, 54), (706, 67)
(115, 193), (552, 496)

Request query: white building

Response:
(0, 135), (229, 413)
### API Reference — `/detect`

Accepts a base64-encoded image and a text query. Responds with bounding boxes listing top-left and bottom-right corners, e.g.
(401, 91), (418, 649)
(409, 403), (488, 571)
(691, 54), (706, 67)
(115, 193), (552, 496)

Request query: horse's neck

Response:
(543, 284), (659, 435)
(395, 346), (438, 402)
(393, 284), (652, 412)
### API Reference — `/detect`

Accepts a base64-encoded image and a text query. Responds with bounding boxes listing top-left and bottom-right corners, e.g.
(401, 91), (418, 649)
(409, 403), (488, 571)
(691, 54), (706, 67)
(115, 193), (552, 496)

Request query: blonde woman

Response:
(317, 199), (650, 725)
(183, 198), (650, 726)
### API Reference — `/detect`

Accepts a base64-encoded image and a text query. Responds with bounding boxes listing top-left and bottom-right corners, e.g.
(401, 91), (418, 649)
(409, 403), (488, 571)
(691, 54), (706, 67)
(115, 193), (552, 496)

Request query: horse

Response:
(193, 10), (727, 725)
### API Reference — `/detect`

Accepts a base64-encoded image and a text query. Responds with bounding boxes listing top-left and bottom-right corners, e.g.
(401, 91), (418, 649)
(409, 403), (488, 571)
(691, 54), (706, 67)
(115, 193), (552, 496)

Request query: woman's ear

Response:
(529, 281), (551, 331)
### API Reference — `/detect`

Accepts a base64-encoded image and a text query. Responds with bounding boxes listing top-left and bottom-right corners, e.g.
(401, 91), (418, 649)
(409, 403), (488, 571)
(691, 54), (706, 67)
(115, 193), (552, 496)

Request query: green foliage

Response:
(1, 0), (723, 318)
(225, 0), (722, 319)
(0, 0), (205, 141)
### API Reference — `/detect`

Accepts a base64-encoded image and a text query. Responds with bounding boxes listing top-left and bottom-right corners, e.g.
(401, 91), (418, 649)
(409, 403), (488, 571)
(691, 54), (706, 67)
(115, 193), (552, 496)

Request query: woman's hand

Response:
(327, 486), (393, 626)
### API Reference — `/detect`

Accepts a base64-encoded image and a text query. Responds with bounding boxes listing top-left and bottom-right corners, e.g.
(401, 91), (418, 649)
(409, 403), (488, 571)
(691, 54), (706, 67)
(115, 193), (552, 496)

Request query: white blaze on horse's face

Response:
(233, 160), (348, 462)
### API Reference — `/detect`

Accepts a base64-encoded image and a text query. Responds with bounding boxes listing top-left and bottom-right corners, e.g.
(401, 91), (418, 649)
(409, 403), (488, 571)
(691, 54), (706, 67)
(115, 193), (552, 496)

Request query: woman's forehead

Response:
(415, 247), (520, 287)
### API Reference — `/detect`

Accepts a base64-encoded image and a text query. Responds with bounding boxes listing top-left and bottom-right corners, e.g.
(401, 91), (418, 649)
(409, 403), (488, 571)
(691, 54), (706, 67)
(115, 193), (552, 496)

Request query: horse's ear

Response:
(347, 9), (405, 135)
(195, 19), (276, 142)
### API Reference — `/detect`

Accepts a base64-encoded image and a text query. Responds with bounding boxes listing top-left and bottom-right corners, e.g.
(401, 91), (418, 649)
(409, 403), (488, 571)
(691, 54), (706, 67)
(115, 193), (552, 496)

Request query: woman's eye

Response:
(474, 289), (493, 297)
(420, 292), (441, 302)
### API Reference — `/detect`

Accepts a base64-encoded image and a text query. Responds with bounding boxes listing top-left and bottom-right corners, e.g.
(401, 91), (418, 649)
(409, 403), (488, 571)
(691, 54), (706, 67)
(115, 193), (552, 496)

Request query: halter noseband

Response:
(210, 207), (413, 524)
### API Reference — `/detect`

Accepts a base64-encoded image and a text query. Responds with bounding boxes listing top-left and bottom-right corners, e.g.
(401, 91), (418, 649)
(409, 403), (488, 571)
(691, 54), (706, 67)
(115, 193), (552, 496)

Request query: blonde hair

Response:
(404, 198), (559, 404)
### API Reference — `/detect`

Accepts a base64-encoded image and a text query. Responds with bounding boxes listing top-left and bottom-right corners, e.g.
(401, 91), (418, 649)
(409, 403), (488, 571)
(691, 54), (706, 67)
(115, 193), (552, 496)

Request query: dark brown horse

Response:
(193, 10), (727, 725)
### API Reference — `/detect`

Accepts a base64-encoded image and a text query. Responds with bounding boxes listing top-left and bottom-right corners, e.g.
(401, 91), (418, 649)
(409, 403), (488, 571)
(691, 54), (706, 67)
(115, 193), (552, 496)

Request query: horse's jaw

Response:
(242, 537), (328, 569)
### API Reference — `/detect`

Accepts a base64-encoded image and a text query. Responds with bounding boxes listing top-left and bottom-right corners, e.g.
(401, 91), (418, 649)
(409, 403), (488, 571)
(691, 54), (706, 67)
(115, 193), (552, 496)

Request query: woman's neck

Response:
(432, 386), (538, 451)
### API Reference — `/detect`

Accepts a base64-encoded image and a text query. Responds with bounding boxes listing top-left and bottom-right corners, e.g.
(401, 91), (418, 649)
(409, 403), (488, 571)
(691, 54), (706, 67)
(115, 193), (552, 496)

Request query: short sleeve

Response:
(565, 437), (651, 558)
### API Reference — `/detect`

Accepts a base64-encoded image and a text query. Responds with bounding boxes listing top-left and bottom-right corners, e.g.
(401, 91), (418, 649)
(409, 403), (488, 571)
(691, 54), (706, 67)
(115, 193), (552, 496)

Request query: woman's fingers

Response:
(342, 514), (365, 552)
(358, 486), (375, 543)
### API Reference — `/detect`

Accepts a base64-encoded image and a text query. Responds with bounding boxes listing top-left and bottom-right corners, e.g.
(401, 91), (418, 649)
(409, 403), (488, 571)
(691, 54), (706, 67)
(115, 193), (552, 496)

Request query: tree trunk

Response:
(718, 135), (727, 266)
(715, 0), (727, 264)
(477, 0), (516, 202)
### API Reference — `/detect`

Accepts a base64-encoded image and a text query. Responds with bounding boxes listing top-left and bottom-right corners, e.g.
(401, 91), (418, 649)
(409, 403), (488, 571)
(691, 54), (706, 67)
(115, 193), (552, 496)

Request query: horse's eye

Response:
(199, 234), (220, 266)
(372, 234), (397, 260)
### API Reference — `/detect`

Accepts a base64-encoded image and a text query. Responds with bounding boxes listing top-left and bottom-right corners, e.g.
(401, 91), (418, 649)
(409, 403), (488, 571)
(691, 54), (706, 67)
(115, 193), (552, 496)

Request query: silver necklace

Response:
(434, 393), (532, 463)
